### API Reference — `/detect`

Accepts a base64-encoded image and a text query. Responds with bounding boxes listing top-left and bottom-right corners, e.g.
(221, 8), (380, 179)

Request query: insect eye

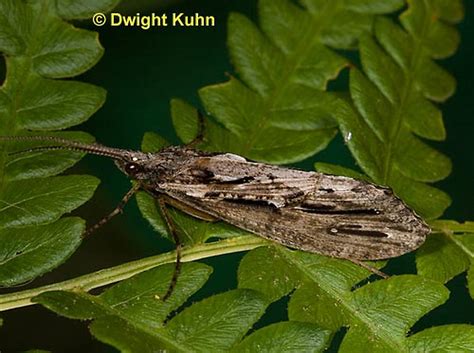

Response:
(125, 162), (142, 175)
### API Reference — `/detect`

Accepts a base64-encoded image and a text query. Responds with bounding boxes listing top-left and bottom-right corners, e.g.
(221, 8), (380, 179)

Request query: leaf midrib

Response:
(0, 0), (49, 194)
(16, 92), (95, 113)
(170, 295), (255, 348)
(242, 1), (341, 154)
(0, 183), (83, 213)
(0, 227), (64, 266)
(445, 232), (474, 261)
(71, 292), (190, 353)
(381, 0), (434, 184)
(278, 247), (406, 353)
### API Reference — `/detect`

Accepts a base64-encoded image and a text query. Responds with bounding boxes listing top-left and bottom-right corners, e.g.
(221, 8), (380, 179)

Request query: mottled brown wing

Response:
(158, 154), (429, 260)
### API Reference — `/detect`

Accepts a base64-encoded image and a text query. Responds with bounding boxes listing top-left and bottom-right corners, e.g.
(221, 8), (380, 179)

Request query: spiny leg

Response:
(158, 196), (183, 301)
(185, 110), (206, 148)
(83, 183), (141, 238)
(345, 258), (389, 279)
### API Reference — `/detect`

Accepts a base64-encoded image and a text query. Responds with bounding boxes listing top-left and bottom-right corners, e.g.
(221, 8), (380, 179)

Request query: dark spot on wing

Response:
(289, 189), (305, 198)
(191, 168), (215, 182)
(299, 205), (381, 215)
(225, 198), (277, 208)
(217, 176), (255, 184)
(204, 191), (221, 198)
(341, 224), (362, 229)
(319, 188), (334, 193)
(299, 204), (335, 211)
(388, 224), (408, 232)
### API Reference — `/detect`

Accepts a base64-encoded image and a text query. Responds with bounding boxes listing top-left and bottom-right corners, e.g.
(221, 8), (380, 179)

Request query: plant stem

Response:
(0, 236), (267, 312)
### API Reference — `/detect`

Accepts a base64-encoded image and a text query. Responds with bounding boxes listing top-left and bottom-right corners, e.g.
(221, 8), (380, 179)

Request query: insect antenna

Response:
(1, 134), (144, 238)
(0, 135), (128, 160)
(2, 135), (186, 300)
(346, 258), (389, 279)
(8, 145), (85, 156)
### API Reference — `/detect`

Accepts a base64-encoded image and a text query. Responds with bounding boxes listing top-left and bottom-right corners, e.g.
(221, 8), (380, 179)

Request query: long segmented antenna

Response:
(0, 135), (129, 160)
(1, 135), (182, 300)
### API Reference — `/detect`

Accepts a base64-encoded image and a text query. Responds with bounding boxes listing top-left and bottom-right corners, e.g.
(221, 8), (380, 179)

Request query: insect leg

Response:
(83, 183), (141, 238)
(345, 258), (389, 279)
(158, 194), (217, 222)
(157, 196), (183, 301)
(185, 110), (206, 148)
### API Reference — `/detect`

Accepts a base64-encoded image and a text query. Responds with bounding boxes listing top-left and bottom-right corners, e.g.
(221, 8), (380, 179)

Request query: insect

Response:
(0, 132), (430, 299)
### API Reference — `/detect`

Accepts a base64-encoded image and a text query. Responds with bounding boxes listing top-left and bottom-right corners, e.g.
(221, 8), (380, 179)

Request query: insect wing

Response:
(158, 154), (429, 260)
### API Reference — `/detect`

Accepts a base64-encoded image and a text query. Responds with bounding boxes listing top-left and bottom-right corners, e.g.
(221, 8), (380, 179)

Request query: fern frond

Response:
(198, 0), (404, 164)
(417, 220), (474, 296)
(34, 263), (331, 353)
(334, 0), (462, 219)
(1, 1), (472, 351)
(0, 0), (119, 286)
(239, 246), (474, 353)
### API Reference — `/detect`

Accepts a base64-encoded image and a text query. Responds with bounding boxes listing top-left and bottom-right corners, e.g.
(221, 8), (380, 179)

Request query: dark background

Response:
(1, 0), (473, 352)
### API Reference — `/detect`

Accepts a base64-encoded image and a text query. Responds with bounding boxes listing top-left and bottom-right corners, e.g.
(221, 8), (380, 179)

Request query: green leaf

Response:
(468, 263), (474, 299)
(0, 218), (83, 286)
(417, 220), (474, 294)
(171, 98), (200, 144)
(1, 1), (472, 351)
(199, 0), (399, 164)
(279, 0), (403, 49)
(34, 264), (272, 353)
(165, 289), (267, 352)
(4, 131), (94, 181)
(400, 0), (460, 60)
(35, 263), (212, 324)
(314, 162), (370, 181)
(239, 246), (386, 328)
(141, 131), (170, 152)
(0, 0), (111, 287)
(200, 79), (337, 162)
(56, 0), (121, 19)
(136, 191), (168, 237)
(238, 246), (300, 303)
(32, 18), (103, 78)
(90, 316), (177, 353)
(238, 247), (464, 353)
(407, 324), (474, 353)
(17, 78), (106, 130)
(343, 0), (405, 14)
(0, 0), (28, 55)
(230, 321), (331, 353)
(431, 0), (464, 23)
(333, 0), (461, 219)
(99, 263), (212, 329)
(0, 175), (99, 228)
(33, 290), (106, 320)
(416, 233), (470, 283)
